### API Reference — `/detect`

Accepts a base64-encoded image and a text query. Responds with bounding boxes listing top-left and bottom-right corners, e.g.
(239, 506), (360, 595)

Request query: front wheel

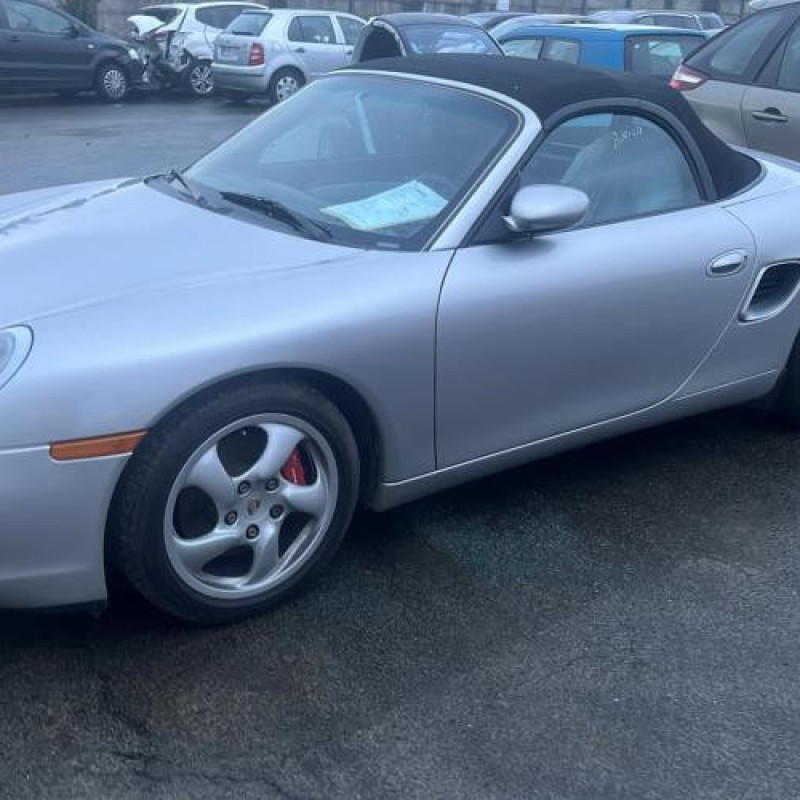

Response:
(95, 62), (130, 102)
(186, 60), (214, 98)
(110, 379), (360, 624)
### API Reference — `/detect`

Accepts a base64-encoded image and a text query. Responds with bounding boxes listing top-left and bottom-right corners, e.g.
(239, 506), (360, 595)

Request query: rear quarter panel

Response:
(685, 79), (748, 146)
(679, 164), (800, 394)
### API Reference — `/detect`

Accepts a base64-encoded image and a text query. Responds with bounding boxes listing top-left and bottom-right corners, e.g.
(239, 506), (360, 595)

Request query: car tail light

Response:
(152, 29), (168, 41)
(670, 64), (708, 92)
(249, 43), (265, 66)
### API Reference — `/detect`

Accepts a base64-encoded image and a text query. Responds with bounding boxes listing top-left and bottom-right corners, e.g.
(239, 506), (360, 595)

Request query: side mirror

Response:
(503, 184), (589, 236)
(62, 23), (80, 38)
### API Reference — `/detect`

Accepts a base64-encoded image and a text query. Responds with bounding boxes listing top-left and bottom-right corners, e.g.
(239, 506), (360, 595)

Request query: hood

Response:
(0, 180), (359, 328)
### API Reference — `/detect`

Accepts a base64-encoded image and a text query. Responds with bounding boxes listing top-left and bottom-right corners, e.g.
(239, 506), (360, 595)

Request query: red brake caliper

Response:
(281, 448), (308, 486)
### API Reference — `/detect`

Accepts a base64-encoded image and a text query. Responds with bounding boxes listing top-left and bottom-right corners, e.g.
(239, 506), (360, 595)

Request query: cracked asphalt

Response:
(2, 94), (800, 799)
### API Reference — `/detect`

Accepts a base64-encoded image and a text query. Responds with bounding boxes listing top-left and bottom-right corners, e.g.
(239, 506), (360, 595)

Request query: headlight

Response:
(128, 48), (140, 60)
(0, 327), (33, 391)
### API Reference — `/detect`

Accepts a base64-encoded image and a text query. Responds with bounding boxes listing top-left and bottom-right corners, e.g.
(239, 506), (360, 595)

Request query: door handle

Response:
(751, 107), (788, 123)
(345, 48), (352, 55)
(294, 46), (305, 53)
(708, 250), (748, 277)
(8, 34), (20, 42)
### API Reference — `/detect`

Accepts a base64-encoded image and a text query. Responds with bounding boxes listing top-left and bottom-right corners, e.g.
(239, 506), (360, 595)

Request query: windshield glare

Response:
(186, 75), (518, 249)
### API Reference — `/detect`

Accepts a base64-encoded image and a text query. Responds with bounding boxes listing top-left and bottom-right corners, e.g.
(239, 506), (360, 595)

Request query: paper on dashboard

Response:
(322, 180), (447, 231)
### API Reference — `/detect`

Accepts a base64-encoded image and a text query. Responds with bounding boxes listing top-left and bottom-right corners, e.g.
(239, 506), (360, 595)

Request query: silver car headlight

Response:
(0, 326), (33, 391)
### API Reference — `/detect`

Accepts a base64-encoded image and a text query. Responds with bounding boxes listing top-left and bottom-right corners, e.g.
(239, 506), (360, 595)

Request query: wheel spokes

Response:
(283, 478), (327, 517)
(239, 424), (305, 483)
(172, 527), (241, 573)
(247, 523), (280, 584)
(186, 446), (237, 509)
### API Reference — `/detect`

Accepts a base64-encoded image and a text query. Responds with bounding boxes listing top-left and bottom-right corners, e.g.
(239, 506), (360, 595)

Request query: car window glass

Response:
(227, 12), (271, 35)
(5, 0), (72, 34)
(627, 35), (704, 76)
(704, 11), (787, 77)
(405, 24), (498, 54)
(188, 75), (518, 250)
(637, 15), (656, 25)
(541, 38), (580, 63)
(214, 7), (246, 29)
(778, 23), (800, 91)
(195, 6), (221, 27)
(337, 16), (363, 45)
(292, 15), (336, 45)
(655, 15), (695, 29)
(287, 16), (303, 42)
(521, 112), (701, 226)
(698, 13), (723, 29)
(502, 37), (544, 59)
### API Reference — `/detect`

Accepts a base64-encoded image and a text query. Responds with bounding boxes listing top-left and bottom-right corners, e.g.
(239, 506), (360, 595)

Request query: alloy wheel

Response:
(103, 67), (127, 101)
(164, 413), (338, 600)
(189, 64), (214, 97)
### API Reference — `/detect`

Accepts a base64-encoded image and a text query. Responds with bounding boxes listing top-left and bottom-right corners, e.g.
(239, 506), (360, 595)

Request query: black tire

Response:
(109, 378), (360, 624)
(185, 59), (215, 98)
(95, 61), (130, 103)
(267, 67), (305, 105)
(773, 332), (800, 425)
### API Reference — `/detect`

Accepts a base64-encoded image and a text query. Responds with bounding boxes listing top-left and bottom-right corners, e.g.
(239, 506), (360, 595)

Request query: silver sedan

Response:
(2, 56), (800, 623)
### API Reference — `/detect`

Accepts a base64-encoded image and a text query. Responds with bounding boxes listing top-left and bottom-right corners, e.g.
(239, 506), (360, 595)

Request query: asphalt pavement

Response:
(2, 93), (800, 800)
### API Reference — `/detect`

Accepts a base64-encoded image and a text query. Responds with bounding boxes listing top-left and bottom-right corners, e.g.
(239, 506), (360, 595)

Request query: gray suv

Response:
(671, 2), (800, 161)
(212, 9), (364, 104)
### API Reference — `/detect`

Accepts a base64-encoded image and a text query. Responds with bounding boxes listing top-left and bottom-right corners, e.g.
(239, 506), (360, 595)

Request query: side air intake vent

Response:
(741, 262), (800, 322)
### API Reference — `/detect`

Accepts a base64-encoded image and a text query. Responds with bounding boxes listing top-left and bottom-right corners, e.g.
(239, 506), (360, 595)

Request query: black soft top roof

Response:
(347, 54), (760, 198)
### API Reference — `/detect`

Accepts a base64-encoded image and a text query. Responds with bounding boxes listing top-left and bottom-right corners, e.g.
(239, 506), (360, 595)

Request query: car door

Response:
(436, 110), (756, 467)
(742, 20), (800, 161)
(678, 7), (797, 147)
(286, 15), (342, 79)
(0, 0), (90, 88)
(334, 14), (364, 62)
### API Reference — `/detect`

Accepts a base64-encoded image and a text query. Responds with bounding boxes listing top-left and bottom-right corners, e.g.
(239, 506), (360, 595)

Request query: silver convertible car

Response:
(3, 56), (800, 623)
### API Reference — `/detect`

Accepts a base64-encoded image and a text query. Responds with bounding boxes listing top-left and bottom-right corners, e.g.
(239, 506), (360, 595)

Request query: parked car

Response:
(2, 56), (799, 623)
(489, 13), (593, 40)
(351, 13), (503, 62)
(463, 11), (528, 30)
(500, 24), (708, 78)
(671, 2), (800, 161)
(590, 9), (724, 33)
(0, 0), (144, 101)
(133, 2), (265, 97)
(213, 9), (364, 103)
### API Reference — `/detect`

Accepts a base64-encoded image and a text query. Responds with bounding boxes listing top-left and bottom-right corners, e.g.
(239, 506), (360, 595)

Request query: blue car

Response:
(498, 24), (709, 79)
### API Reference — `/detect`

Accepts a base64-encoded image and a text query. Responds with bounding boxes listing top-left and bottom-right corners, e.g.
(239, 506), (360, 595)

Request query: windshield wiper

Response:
(219, 191), (332, 241)
(163, 168), (206, 205)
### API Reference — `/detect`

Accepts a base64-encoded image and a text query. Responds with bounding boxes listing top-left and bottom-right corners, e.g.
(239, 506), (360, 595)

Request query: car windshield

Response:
(184, 75), (519, 250)
(404, 24), (500, 55)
